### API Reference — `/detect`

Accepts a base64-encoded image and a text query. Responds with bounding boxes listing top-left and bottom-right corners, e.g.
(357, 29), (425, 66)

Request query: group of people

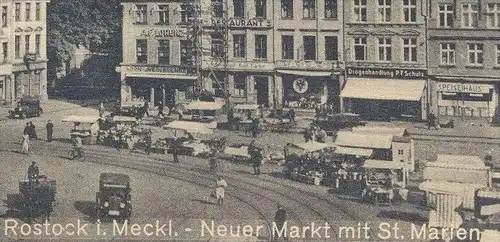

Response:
(21, 120), (54, 155)
(303, 124), (328, 143)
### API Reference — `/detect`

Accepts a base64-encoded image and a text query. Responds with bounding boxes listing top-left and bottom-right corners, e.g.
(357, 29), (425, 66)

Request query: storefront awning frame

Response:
(334, 146), (373, 157)
(125, 73), (198, 80)
(340, 78), (426, 101)
(277, 70), (332, 77)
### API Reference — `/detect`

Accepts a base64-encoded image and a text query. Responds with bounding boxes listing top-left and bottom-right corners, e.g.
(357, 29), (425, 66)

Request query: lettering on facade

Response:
(124, 65), (194, 74)
(436, 82), (492, 94)
(211, 18), (272, 28)
(140, 29), (186, 38)
(347, 67), (427, 79)
(205, 61), (273, 71)
(275, 60), (331, 70)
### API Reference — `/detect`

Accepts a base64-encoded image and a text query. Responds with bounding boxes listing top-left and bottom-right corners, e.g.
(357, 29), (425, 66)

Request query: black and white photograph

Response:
(0, 0), (499, 241)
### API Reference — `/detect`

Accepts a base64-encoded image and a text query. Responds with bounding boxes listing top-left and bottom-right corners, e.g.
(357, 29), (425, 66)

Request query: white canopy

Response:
(291, 142), (332, 152)
(112, 116), (137, 123)
(334, 146), (373, 157)
(363, 160), (405, 170)
(233, 104), (259, 110)
(335, 131), (393, 149)
(340, 78), (425, 101)
(164, 120), (213, 134)
(351, 126), (406, 137)
(62, 116), (100, 123)
(428, 154), (490, 170)
(185, 101), (224, 110)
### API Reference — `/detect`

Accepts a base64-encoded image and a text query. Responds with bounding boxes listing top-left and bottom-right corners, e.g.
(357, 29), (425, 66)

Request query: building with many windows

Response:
(0, 0), (49, 104)
(428, 0), (500, 122)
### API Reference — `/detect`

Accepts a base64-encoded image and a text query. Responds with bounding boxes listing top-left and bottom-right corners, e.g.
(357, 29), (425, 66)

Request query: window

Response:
(158, 5), (169, 24)
(1, 6), (7, 27)
(255, 0), (266, 18)
(180, 4), (193, 23)
(35, 34), (40, 56)
(462, 4), (478, 28)
(35, 3), (40, 21)
(303, 36), (316, 60)
(324, 0), (337, 19)
(158, 40), (170, 64)
(303, 0), (316, 19)
(325, 36), (338, 60)
(281, 0), (293, 19)
(25, 3), (31, 21)
(233, 34), (246, 58)
(467, 44), (483, 65)
(282, 35), (294, 59)
(403, 38), (417, 62)
(233, 0), (245, 18)
(377, 0), (391, 22)
(234, 74), (246, 96)
(487, 4), (500, 28)
(440, 43), (455, 65)
(378, 37), (391, 61)
(25, 35), (30, 54)
(212, 0), (223, 18)
(211, 33), (225, 57)
(15, 3), (20, 21)
(403, 0), (416, 23)
(438, 4), (453, 27)
(180, 40), (191, 65)
(2, 42), (7, 62)
(353, 0), (367, 22)
(136, 39), (148, 63)
(15, 35), (20, 59)
(398, 149), (404, 155)
(497, 45), (500, 66)
(255, 35), (267, 59)
(353, 37), (367, 61)
(134, 4), (147, 24)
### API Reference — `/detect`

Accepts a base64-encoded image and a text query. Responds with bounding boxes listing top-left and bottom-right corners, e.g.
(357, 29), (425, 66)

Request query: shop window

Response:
(136, 39), (148, 64)
(325, 36), (338, 60)
(440, 43), (455, 65)
(353, 37), (367, 61)
(281, 0), (293, 19)
(15, 3), (20, 22)
(233, 34), (246, 58)
(180, 40), (191, 65)
(462, 4), (478, 28)
(303, 36), (316, 60)
(303, 0), (315, 19)
(255, 35), (267, 59)
(25, 3), (31, 21)
(402, 38), (417, 62)
(212, 0), (223, 18)
(496, 45), (500, 66)
(441, 93), (491, 102)
(211, 33), (225, 57)
(282, 35), (294, 59)
(25, 35), (30, 54)
(15, 35), (20, 59)
(2, 6), (7, 27)
(0, 76), (4, 100)
(324, 0), (337, 19)
(488, 4), (500, 28)
(157, 5), (169, 24)
(467, 43), (483, 66)
(35, 34), (40, 56)
(353, 0), (367, 22)
(233, 0), (245, 18)
(134, 4), (147, 24)
(180, 4), (193, 23)
(438, 4), (454, 28)
(158, 40), (170, 64)
(2, 42), (7, 62)
(255, 0), (266, 18)
(377, 37), (391, 62)
(233, 74), (246, 96)
(35, 3), (40, 21)
(377, 0), (391, 23)
(403, 0), (416, 23)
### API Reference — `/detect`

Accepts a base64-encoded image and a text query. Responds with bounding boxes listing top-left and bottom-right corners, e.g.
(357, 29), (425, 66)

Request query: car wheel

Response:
(21, 113), (27, 119)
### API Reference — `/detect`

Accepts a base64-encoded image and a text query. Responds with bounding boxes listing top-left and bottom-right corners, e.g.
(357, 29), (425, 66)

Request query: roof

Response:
(419, 180), (485, 194)
(62, 115), (100, 123)
(340, 78), (425, 101)
(233, 104), (259, 110)
(335, 131), (393, 149)
(112, 116), (138, 122)
(334, 146), (373, 157)
(291, 142), (332, 152)
(392, 136), (411, 143)
(352, 126), (407, 137)
(426, 154), (490, 171)
(363, 160), (405, 170)
(164, 120), (213, 134)
(99, 173), (130, 186)
(185, 101), (224, 110)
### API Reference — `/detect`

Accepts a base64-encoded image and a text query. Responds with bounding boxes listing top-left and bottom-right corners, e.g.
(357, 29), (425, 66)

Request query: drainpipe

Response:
(423, 0), (430, 121)
(272, 0), (276, 108)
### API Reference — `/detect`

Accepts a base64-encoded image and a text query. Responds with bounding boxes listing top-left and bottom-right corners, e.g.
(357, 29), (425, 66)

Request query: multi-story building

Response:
(0, 0), (49, 104)
(341, 0), (429, 120)
(428, 0), (500, 122)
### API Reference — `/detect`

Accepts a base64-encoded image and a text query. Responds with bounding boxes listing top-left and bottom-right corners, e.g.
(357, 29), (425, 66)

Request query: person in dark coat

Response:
(171, 138), (180, 163)
(158, 102), (164, 117)
(251, 118), (260, 138)
(288, 108), (296, 124)
(23, 123), (30, 136)
(144, 100), (150, 117)
(252, 148), (263, 175)
(46, 120), (54, 142)
(29, 121), (38, 140)
(144, 132), (152, 155)
(274, 204), (287, 240)
(427, 112), (438, 130)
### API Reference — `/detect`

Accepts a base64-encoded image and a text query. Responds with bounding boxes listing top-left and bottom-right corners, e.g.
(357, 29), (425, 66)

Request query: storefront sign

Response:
(211, 18), (272, 28)
(293, 78), (308, 93)
(203, 61), (274, 71)
(436, 82), (492, 94)
(275, 60), (331, 70)
(347, 67), (427, 79)
(123, 65), (194, 74)
(140, 29), (186, 38)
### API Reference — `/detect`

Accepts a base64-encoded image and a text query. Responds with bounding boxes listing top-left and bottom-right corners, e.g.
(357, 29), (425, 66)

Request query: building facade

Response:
(428, 0), (500, 122)
(0, 0), (49, 104)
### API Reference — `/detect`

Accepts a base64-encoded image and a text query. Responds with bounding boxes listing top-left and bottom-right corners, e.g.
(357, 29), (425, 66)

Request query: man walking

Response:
(46, 120), (54, 142)
(144, 132), (152, 155)
(274, 204), (287, 241)
(252, 149), (263, 175)
(29, 122), (38, 140)
(428, 112), (438, 130)
(170, 138), (180, 163)
(23, 123), (30, 136)
(215, 176), (227, 205)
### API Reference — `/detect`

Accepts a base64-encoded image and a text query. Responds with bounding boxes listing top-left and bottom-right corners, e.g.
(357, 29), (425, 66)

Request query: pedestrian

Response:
(27, 161), (39, 184)
(303, 128), (312, 142)
(215, 176), (227, 205)
(21, 134), (30, 155)
(227, 108), (234, 130)
(274, 204), (287, 240)
(23, 123), (30, 136)
(29, 121), (38, 140)
(144, 100), (150, 117)
(46, 120), (54, 142)
(283, 143), (291, 161)
(209, 148), (218, 172)
(316, 128), (327, 143)
(158, 102), (164, 117)
(252, 148), (263, 175)
(251, 118), (260, 138)
(144, 132), (152, 155)
(288, 108), (296, 125)
(99, 102), (105, 117)
(171, 138), (180, 163)
(427, 112), (438, 130)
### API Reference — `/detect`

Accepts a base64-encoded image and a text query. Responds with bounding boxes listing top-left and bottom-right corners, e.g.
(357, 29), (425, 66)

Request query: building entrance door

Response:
(255, 76), (269, 107)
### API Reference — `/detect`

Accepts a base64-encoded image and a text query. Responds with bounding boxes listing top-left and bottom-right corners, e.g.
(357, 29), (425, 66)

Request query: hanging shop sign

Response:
(347, 67), (427, 79)
(293, 78), (308, 94)
(123, 65), (194, 74)
(211, 18), (272, 28)
(436, 82), (492, 94)
(140, 29), (186, 38)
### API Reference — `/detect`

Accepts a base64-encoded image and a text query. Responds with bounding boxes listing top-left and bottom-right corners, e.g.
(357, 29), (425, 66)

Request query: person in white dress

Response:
(21, 134), (30, 155)
(215, 176), (227, 205)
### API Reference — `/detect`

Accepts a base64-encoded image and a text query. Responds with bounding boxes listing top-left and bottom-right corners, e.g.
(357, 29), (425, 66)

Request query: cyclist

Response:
(72, 135), (84, 159)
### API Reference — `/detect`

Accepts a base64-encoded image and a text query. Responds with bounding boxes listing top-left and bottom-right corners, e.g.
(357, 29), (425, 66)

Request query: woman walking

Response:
(215, 176), (227, 205)
(21, 134), (30, 155)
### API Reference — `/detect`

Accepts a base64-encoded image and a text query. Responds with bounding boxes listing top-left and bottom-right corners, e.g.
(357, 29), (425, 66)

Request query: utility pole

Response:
(209, 0), (229, 109)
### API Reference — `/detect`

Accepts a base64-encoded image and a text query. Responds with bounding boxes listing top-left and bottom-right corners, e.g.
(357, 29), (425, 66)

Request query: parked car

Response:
(314, 113), (366, 135)
(95, 173), (132, 221)
(9, 98), (43, 119)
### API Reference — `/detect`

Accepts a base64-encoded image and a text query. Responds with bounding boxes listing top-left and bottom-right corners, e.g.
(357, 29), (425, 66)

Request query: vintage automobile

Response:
(314, 113), (366, 134)
(9, 98), (43, 119)
(19, 175), (57, 220)
(95, 173), (132, 220)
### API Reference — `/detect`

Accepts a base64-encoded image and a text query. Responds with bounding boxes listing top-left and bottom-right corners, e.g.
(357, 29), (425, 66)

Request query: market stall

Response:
(360, 160), (407, 205)
(232, 104), (260, 132)
(184, 101), (224, 128)
(62, 116), (100, 145)
(97, 115), (146, 149)
(154, 120), (213, 156)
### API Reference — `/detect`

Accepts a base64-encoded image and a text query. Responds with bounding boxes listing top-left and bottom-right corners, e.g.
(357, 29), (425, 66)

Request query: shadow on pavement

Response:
(377, 210), (427, 225)
(53, 138), (72, 144)
(0, 194), (31, 223)
(268, 171), (286, 179)
(74, 201), (95, 221)
(192, 199), (216, 205)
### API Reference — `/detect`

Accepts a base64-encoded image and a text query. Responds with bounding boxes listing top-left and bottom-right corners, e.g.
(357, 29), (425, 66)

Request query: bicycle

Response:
(68, 148), (85, 161)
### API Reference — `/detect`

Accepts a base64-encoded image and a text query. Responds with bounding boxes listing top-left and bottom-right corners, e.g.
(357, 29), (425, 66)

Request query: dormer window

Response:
(133, 4), (147, 24)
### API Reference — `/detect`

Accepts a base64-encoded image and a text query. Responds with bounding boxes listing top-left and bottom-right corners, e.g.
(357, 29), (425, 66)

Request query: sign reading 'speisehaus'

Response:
(211, 18), (272, 28)
(347, 67), (427, 79)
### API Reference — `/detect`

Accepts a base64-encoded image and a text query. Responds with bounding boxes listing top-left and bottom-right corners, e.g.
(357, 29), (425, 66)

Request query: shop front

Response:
(341, 68), (428, 121)
(434, 81), (497, 120)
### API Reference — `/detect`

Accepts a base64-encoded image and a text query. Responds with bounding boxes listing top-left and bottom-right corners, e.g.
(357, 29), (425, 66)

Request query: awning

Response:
(112, 116), (137, 123)
(334, 146), (373, 157)
(419, 180), (484, 194)
(277, 70), (332, 77)
(291, 142), (333, 152)
(352, 126), (407, 137)
(233, 104), (259, 110)
(340, 78), (425, 101)
(62, 116), (100, 123)
(125, 73), (197, 80)
(185, 101), (224, 110)
(335, 131), (393, 149)
(363, 160), (405, 170)
(163, 120), (214, 134)
(427, 154), (490, 171)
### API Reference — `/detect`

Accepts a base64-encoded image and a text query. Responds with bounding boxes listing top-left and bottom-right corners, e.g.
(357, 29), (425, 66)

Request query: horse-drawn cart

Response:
(19, 176), (57, 220)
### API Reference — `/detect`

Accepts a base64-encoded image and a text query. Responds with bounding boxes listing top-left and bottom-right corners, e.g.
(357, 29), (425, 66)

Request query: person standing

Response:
(158, 102), (164, 117)
(29, 121), (38, 140)
(251, 118), (260, 138)
(144, 100), (150, 117)
(46, 120), (54, 142)
(274, 204), (288, 240)
(288, 108), (296, 125)
(215, 176), (227, 205)
(428, 112), (438, 130)
(144, 132), (152, 155)
(21, 134), (30, 155)
(23, 123), (30, 136)
(252, 149), (263, 175)
(27, 161), (39, 184)
(99, 102), (105, 117)
(171, 138), (180, 163)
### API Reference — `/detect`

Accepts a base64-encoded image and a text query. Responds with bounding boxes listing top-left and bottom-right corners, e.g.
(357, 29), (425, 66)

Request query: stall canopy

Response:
(340, 78), (426, 101)
(362, 160), (405, 170)
(335, 131), (393, 149)
(233, 104), (260, 110)
(427, 154), (490, 171)
(291, 142), (332, 152)
(334, 146), (373, 157)
(164, 120), (213, 134)
(185, 101), (224, 110)
(351, 127), (407, 137)
(112, 116), (137, 123)
(62, 116), (100, 123)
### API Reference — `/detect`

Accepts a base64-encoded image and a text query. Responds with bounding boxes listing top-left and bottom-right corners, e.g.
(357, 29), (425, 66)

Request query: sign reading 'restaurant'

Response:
(436, 82), (492, 94)
(347, 67), (427, 79)
(211, 18), (272, 28)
